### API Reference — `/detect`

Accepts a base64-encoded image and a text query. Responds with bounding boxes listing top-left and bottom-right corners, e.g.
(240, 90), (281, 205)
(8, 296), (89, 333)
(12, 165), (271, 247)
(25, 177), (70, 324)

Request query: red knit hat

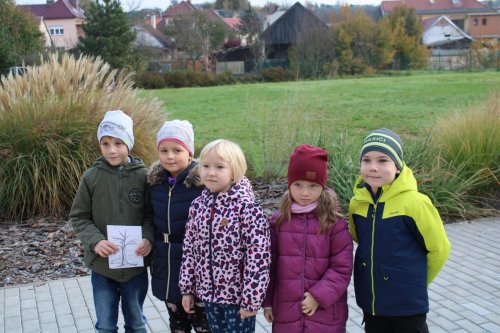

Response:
(287, 144), (329, 187)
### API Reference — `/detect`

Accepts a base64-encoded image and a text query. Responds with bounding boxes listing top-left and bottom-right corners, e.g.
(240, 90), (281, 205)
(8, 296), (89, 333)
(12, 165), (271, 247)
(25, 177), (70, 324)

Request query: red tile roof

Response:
(224, 17), (241, 28)
(163, 1), (197, 18)
(18, 0), (84, 20)
(382, 0), (486, 12)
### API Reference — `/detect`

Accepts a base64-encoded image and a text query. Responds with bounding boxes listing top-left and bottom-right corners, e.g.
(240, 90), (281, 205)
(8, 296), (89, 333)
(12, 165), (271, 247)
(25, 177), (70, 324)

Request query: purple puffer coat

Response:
(263, 209), (353, 333)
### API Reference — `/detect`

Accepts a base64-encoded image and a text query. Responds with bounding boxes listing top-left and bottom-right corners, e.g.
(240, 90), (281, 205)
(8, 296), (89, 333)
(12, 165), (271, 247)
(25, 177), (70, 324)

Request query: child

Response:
(348, 128), (451, 333)
(148, 120), (210, 332)
(263, 144), (353, 333)
(70, 110), (154, 333)
(179, 139), (271, 333)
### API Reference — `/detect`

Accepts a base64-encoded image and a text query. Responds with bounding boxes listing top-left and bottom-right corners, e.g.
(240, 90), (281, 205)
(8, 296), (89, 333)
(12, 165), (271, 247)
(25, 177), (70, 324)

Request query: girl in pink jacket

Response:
(263, 144), (353, 333)
(179, 139), (271, 333)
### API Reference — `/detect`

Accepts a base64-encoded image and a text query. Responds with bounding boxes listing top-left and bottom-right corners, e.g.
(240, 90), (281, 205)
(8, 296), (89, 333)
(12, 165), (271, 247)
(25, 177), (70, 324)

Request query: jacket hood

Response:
(353, 163), (417, 203)
(199, 176), (255, 204)
(148, 160), (202, 188)
(93, 155), (145, 172)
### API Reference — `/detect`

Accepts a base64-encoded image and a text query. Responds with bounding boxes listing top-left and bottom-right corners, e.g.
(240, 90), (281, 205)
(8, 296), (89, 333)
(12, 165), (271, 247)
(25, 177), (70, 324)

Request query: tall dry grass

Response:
(432, 91), (499, 190)
(0, 53), (165, 220)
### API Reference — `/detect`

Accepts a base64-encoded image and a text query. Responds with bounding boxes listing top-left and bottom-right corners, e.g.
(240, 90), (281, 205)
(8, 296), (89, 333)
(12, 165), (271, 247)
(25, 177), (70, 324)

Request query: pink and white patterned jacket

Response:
(179, 177), (271, 312)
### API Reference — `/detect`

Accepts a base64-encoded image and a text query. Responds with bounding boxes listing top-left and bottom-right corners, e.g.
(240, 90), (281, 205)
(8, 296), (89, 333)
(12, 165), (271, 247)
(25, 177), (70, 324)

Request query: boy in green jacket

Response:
(70, 110), (154, 333)
(348, 128), (451, 333)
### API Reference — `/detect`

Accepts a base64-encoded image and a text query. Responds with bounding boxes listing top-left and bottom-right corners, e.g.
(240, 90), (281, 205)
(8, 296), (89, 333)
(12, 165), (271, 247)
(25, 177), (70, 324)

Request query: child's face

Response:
(100, 136), (128, 166)
(360, 151), (399, 194)
(158, 140), (191, 178)
(290, 180), (323, 206)
(200, 150), (233, 193)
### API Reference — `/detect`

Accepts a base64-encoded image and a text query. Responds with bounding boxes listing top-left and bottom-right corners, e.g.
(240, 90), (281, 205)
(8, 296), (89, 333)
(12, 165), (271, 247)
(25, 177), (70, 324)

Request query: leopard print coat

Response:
(179, 177), (271, 312)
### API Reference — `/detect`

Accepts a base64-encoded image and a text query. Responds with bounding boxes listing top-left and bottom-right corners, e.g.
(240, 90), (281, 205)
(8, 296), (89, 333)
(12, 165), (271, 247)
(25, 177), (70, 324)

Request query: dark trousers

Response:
(363, 312), (429, 333)
(166, 301), (211, 333)
(204, 302), (256, 333)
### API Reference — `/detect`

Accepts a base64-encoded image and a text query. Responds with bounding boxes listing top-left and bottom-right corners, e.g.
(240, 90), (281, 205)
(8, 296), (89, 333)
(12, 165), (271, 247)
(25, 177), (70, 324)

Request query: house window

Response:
(473, 18), (478, 26)
(482, 18), (487, 26)
(50, 26), (64, 36)
(451, 19), (464, 30)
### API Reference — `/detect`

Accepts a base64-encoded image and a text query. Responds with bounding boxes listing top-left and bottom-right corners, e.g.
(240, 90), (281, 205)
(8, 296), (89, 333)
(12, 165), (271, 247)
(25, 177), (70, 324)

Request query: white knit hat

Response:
(156, 120), (194, 156)
(97, 110), (134, 151)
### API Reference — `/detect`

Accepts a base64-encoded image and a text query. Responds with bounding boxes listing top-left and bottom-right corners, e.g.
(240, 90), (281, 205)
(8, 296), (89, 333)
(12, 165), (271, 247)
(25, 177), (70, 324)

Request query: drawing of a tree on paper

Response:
(107, 225), (144, 269)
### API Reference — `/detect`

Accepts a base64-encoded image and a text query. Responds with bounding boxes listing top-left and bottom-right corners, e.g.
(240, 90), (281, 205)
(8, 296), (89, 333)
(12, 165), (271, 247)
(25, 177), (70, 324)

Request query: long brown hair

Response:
(274, 189), (343, 234)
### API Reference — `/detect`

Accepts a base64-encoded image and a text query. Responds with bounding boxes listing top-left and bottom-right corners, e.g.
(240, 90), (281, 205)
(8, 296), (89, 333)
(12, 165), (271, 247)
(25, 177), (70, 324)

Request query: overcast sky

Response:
(16, 0), (383, 11)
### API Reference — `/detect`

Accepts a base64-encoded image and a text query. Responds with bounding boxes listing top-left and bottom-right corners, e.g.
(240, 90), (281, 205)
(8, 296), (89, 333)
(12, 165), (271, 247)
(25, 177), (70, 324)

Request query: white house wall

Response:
(423, 22), (467, 46)
(46, 18), (81, 50)
(133, 29), (164, 48)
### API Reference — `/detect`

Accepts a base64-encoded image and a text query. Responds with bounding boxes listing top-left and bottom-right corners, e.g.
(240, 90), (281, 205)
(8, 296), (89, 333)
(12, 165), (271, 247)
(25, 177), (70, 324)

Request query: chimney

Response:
(151, 14), (156, 29)
(47, 0), (54, 4)
(452, 0), (461, 5)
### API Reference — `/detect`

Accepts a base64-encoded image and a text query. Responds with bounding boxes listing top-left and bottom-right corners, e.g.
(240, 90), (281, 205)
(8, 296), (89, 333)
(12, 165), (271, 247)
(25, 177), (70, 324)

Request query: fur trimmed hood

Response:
(148, 161), (202, 188)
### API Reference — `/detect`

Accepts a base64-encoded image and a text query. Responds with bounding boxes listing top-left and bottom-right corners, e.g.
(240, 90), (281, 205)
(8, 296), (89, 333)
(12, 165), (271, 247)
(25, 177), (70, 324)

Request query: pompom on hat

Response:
(360, 128), (404, 170)
(156, 120), (194, 156)
(97, 110), (134, 151)
(287, 144), (329, 187)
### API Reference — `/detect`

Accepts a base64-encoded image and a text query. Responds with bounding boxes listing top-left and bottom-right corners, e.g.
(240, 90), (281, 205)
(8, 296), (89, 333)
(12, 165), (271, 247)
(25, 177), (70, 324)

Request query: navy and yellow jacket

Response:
(348, 165), (450, 316)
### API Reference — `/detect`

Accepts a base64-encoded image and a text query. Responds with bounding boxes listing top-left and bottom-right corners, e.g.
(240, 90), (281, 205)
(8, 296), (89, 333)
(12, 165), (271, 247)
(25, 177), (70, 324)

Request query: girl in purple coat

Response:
(263, 144), (353, 333)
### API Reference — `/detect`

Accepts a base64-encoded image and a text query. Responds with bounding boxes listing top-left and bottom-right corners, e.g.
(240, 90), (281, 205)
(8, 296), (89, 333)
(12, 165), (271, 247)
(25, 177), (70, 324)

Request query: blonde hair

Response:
(275, 189), (343, 234)
(199, 139), (247, 183)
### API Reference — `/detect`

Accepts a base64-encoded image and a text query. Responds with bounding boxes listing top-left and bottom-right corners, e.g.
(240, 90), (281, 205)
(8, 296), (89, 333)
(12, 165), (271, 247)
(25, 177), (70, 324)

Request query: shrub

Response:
(0, 53), (165, 220)
(261, 67), (296, 82)
(134, 71), (166, 89)
(432, 91), (499, 190)
(164, 71), (189, 88)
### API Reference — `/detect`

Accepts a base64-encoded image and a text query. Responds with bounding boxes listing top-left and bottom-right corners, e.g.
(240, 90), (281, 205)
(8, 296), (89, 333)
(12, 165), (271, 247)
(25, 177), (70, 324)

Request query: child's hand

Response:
(301, 292), (319, 316)
(94, 240), (119, 257)
(135, 238), (152, 257)
(182, 295), (195, 314)
(263, 308), (273, 323)
(167, 302), (178, 312)
(240, 308), (257, 320)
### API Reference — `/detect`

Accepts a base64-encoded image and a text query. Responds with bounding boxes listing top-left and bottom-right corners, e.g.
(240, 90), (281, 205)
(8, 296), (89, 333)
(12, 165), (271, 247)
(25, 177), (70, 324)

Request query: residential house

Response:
(19, 0), (85, 52)
(381, 0), (500, 41)
(423, 15), (473, 48)
(153, 1), (240, 71)
(133, 16), (174, 71)
(260, 2), (329, 64)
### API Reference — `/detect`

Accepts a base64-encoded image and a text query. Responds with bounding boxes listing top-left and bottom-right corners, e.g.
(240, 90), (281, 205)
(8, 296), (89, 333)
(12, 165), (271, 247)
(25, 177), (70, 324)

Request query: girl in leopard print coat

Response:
(179, 139), (271, 333)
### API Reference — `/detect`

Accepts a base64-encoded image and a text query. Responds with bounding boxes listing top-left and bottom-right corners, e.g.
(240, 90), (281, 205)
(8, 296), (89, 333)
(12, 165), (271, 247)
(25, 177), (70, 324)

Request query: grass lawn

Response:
(142, 71), (500, 176)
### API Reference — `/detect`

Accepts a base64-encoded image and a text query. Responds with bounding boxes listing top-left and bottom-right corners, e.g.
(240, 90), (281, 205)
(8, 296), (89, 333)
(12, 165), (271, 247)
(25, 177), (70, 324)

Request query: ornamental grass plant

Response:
(432, 91), (499, 189)
(0, 54), (165, 220)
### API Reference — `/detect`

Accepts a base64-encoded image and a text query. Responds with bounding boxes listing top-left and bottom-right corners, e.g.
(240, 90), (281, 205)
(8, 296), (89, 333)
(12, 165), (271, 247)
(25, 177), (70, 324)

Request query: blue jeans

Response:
(91, 271), (148, 333)
(204, 302), (256, 333)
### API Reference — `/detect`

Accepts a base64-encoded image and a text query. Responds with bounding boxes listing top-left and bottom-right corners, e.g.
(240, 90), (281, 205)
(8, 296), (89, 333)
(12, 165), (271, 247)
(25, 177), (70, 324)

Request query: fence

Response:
(428, 49), (500, 71)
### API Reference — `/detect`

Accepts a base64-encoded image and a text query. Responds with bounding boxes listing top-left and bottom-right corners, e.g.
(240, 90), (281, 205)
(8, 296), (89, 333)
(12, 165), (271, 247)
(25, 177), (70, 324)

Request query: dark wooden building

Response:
(260, 2), (329, 62)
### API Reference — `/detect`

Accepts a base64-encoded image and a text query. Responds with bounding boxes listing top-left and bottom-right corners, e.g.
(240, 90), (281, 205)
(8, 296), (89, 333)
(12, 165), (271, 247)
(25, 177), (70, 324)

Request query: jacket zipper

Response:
(118, 166), (124, 225)
(209, 194), (217, 303)
(370, 194), (381, 315)
(300, 213), (308, 330)
(165, 185), (174, 300)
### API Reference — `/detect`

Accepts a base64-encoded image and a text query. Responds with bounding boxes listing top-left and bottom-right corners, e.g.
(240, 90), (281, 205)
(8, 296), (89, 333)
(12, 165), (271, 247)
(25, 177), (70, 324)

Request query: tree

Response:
(166, 11), (227, 71)
(237, 4), (263, 70)
(383, 5), (428, 69)
(0, 0), (44, 73)
(332, 6), (393, 75)
(77, 0), (135, 69)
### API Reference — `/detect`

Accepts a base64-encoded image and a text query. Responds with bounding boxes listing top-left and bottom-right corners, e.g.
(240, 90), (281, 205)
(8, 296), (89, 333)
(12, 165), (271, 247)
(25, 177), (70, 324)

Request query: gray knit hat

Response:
(360, 128), (403, 170)
(156, 120), (194, 156)
(97, 110), (134, 151)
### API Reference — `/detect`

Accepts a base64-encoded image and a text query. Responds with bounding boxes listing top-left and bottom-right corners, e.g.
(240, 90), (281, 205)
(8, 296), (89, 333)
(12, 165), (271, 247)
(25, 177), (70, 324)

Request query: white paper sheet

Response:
(107, 225), (144, 269)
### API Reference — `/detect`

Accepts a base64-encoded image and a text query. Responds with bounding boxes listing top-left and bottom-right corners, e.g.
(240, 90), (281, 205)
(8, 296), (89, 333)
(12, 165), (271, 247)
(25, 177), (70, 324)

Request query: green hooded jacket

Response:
(70, 156), (154, 282)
